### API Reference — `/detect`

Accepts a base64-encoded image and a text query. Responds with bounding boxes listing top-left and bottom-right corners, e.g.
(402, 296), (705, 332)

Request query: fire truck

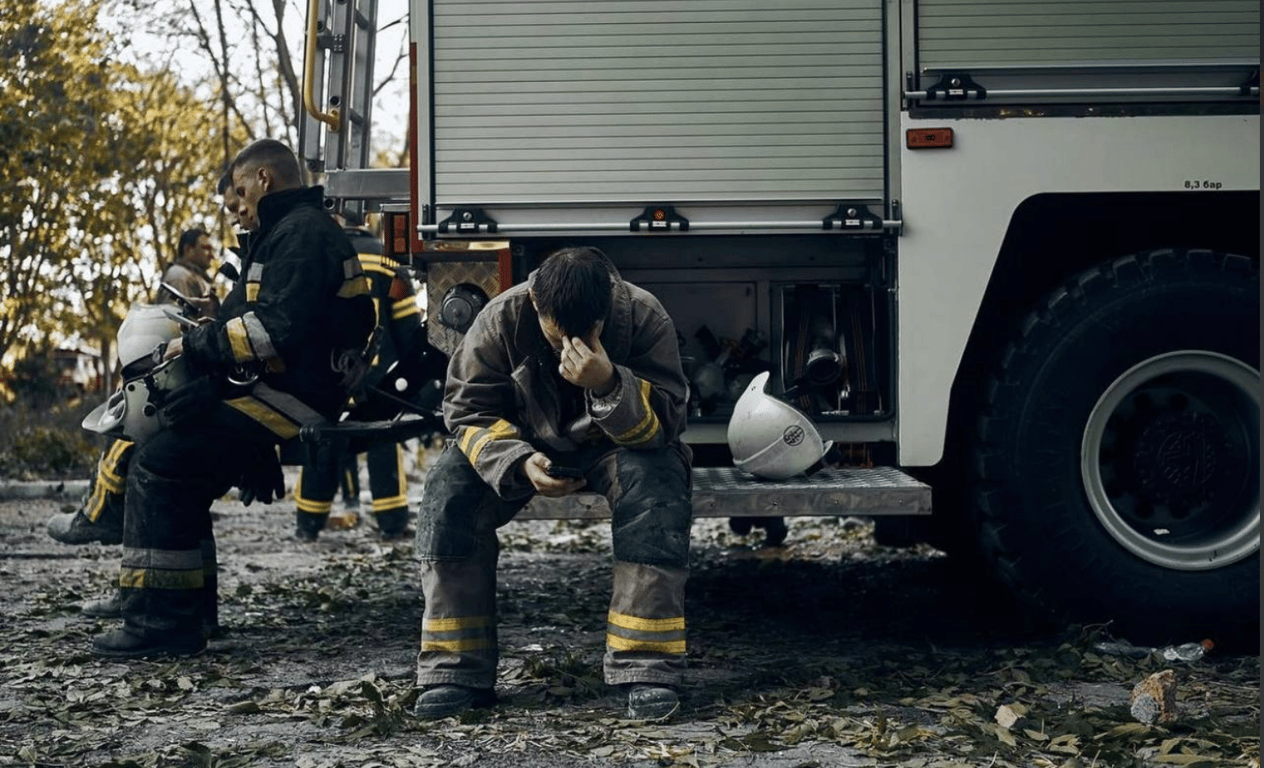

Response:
(298, 0), (1260, 646)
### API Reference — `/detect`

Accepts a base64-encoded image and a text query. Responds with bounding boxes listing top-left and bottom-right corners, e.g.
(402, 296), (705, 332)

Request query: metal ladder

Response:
(300, 0), (379, 224)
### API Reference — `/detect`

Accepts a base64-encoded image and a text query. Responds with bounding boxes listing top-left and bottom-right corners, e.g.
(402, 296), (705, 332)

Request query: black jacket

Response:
(184, 186), (375, 425)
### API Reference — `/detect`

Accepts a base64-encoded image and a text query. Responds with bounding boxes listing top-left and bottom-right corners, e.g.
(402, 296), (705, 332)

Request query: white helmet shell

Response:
(82, 356), (189, 443)
(82, 387), (128, 436)
(83, 304), (190, 442)
(116, 304), (184, 369)
(727, 371), (832, 480)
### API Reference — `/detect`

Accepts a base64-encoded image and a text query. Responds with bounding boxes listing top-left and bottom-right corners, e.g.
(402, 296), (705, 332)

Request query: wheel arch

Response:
(940, 189), (1260, 470)
(919, 190), (1260, 549)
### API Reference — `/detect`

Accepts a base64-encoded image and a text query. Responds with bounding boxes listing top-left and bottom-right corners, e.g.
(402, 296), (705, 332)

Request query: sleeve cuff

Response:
(587, 368), (623, 417)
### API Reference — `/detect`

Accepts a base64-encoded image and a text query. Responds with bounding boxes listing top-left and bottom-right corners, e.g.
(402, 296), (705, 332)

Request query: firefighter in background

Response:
(47, 226), (227, 550)
(294, 230), (422, 541)
(412, 246), (693, 721)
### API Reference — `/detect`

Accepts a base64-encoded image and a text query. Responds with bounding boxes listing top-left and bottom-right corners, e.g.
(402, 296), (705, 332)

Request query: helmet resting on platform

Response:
(726, 371), (832, 480)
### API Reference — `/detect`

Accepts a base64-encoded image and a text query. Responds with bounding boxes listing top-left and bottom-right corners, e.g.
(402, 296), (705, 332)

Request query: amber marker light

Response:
(906, 128), (954, 149)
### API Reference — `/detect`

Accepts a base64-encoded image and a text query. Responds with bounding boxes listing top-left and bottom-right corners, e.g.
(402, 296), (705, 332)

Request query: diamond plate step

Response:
(517, 466), (930, 520)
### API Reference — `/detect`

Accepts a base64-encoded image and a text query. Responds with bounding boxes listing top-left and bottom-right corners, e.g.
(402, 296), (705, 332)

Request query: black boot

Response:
(296, 511), (327, 541)
(412, 685), (496, 720)
(375, 508), (410, 541)
(81, 592), (122, 618)
(92, 627), (205, 659)
(626, 684), (680, 720)
(47, 493), (124, 545)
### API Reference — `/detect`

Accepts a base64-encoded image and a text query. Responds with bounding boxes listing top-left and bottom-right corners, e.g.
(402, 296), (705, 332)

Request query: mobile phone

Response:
(161, 281), (197, 311)
(545, 464), (584, 480)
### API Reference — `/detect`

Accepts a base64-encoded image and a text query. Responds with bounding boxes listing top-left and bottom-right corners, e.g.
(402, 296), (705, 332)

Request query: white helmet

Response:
(115, 304), (185, 370)
(82, 304), (190, 443)
(727, 371), (832, 480)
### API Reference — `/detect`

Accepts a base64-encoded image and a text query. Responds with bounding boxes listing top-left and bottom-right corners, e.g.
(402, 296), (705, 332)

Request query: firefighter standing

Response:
(294, 235), (423, 541)
(89, 139), (375, 659)
(412, 246), (693, 721)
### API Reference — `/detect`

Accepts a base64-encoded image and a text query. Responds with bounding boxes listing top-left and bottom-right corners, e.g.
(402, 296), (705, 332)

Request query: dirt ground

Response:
(0, 463), (1258, 768)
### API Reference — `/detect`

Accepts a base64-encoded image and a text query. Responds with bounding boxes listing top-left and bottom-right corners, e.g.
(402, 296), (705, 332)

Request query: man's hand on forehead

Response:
(558, 329), (615, 395)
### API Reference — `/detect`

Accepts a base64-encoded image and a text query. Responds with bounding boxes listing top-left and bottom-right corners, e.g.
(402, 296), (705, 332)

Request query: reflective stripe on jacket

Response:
(183, 185), (375, 433)
(443, 268), (688, 499)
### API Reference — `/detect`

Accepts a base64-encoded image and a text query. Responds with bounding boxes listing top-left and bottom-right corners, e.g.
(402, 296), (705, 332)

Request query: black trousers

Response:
(118, 406), (274, 640)
(414, 442), (692, 689)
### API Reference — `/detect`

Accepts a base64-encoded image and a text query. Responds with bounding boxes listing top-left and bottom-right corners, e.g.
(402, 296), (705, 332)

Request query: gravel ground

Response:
(0, 465), (1258, 768)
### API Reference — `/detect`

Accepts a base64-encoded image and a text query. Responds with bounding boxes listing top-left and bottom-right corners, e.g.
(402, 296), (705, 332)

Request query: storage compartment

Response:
(636, 277), (888, 422)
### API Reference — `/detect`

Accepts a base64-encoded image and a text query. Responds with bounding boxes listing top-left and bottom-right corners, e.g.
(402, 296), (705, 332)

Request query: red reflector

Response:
(907, 128), (954, 149)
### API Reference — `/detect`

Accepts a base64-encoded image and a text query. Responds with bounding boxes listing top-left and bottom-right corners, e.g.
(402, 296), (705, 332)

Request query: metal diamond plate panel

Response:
(426, 260), (502, 357)
(691, 466), (931, 517)
(518, 466), (930, 520)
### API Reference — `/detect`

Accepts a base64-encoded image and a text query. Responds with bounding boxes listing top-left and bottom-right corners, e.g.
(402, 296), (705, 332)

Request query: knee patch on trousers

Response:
(415, 446), (521, 561)
(609, 450), (691, 567)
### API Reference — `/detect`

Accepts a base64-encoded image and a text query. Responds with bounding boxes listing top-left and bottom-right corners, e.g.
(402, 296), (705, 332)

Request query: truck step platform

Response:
(518, 466), (930, 521)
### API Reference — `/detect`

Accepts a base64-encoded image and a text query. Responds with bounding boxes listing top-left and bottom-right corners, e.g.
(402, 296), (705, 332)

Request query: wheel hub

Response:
(1132, 410), (1227, 509)
(1081, 350), (1260, 571)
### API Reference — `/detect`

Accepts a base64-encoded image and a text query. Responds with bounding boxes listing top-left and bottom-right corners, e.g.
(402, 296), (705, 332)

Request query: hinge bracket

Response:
(438, 208), (498, 235)
(630, 205), (689, 232)
(823, 204), (883, 231)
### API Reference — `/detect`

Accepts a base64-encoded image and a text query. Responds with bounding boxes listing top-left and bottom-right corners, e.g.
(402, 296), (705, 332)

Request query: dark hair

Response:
(229, 138), (303, 188)
(532, 246), (613, 337)
(216, 166), (233, 194)
(178, 228), (208, 258)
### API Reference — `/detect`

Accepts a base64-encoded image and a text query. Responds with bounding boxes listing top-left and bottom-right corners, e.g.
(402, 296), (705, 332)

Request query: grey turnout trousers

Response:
(414, 442), (692, 690)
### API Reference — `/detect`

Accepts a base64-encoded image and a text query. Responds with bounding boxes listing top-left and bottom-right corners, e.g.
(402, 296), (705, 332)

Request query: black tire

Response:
(973, 249), (1259, 649)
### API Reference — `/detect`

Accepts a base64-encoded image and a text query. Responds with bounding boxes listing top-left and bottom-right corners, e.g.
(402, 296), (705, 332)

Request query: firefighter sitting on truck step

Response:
(413, 246), (693, 721)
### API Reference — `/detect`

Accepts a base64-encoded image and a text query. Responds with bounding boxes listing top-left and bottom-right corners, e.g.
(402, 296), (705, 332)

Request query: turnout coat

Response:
(443, 267), (690, 500)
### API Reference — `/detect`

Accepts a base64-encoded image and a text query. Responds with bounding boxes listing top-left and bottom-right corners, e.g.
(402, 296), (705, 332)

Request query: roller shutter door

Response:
(917, 0), (1260, 68)
(431, 0), (887, 206)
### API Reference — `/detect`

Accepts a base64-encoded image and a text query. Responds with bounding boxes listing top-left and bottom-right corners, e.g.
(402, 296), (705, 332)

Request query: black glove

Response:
(158, 375), (221, 429)
(237, 444), (285, 506)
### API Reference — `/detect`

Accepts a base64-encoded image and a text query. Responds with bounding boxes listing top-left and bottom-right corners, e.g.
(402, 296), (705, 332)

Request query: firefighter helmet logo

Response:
(783, 424), (805, 446)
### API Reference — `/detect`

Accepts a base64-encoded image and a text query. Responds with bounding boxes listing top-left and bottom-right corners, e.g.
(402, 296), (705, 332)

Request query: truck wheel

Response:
(974, 249), (1259, 648)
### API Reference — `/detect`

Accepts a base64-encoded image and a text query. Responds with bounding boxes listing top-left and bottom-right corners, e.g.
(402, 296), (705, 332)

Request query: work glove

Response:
(158, 375), (221, 430)
(237, 444), (286, 506)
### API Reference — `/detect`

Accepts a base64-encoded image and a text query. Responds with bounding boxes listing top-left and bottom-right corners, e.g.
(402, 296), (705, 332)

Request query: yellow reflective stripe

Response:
(119, 567), (203, 590)
(360, 262), (399, 279)
(371, 494), (407, 512)
(422, 638), (496, 653)
(296, 497), (333, 513)
(468, 419), (517, 464)
(620, 412), (661, 447)
(608, 611), (686, 632)
(337, 274), (370, 298)
(457, 426), (479, 455)
(98, 464), (126, 494)
(613, 379), (661, 446)
(104, 438), (132, 467)
(605, 634), (687, 654)
(246, 283), (260, 302)
(83, 483), (108, 522)
(357, 254), (401, 271)
(95, 440), (130, 494)
(392, 300), (420, 320)
(224, 397), (301, 439)
(425, 616), (490, 632)
(226, 317), (255, 363)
